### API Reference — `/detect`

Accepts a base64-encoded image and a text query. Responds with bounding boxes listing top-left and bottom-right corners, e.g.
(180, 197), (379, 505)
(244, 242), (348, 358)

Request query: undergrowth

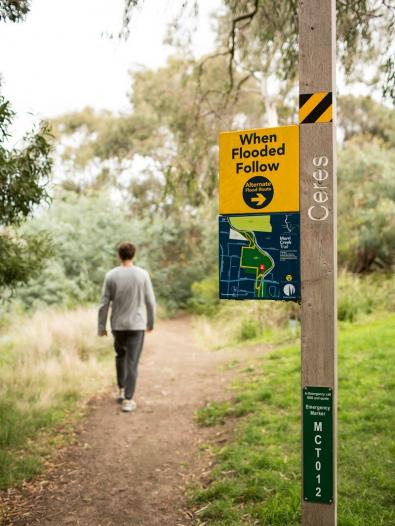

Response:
(0, 307), (113, 489)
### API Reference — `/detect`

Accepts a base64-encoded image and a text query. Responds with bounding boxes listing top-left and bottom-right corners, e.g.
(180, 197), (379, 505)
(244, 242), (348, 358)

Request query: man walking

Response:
(98, 242), (155, 412)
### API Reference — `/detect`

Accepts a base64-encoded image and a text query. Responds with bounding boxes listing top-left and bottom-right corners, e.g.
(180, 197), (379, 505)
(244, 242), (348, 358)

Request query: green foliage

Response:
(0, 231), (52, 293)
(237, 318), (262, 341)
(196, 401), (231, 427)
(0, 4), (52, 296)
(188, 276), (219, 315)
(0, 97), (53, 296)
(15, 191), (141, 308)
(120, 0), (140, 39)
(0, 98), (52, 226)
(54, 55), (265, 207)
(338, 95), (395, 147)
(53, 86), (395, 285)
(338, 271), (395, 322)
(15, 259), (78, 309)
(220, 1), (395, 102)
(338, 138), (395, 272)
(139, 205), (218, 314)
(52, 107), (157, 174)
(125, 1), (395, 101)
(15, 190), (217, 313)
(191, 315), (395, 525)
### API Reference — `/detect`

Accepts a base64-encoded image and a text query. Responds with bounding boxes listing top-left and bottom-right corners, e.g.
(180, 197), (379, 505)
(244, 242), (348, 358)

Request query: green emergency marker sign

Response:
(303, 386), (334, 504)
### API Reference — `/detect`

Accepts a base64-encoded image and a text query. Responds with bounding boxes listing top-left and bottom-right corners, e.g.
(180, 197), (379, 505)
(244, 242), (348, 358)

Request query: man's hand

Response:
(99, 330), (108, 337)
(146, 327), (154, 333)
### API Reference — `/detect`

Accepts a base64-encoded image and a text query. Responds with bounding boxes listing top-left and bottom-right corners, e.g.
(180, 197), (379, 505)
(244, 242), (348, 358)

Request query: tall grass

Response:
(0, 307), (113, 489)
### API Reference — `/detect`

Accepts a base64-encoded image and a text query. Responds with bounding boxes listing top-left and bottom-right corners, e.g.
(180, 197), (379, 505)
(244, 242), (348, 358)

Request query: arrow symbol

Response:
(251, 193), (266, 206)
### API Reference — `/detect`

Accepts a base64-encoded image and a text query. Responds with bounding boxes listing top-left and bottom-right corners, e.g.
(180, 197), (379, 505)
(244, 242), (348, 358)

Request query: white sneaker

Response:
(121, 399), (137, 412)
(116, 388), (125, 402)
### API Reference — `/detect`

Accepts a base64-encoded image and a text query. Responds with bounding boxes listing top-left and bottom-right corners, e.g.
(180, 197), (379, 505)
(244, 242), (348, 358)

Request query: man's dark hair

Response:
(118, 242), (136, 261)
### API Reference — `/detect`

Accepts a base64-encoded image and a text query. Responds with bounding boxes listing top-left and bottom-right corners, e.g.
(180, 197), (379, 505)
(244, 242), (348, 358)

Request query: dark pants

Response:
(113, 330), (145, 400)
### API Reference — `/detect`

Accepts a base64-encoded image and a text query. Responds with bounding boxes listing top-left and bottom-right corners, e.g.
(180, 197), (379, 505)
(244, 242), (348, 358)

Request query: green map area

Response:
(228, 216), (275, 298)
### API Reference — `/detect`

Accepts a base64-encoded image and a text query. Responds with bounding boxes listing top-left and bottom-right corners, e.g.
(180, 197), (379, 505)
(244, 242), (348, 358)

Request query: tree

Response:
(338, 95), (395, 146)
(52, 54), (269, 207)
(16, 188), (217, 313)
(338, 135), (395, 272)
(124, 0), (395, 103)
(0, 100), (52, 225)
(335, 96), (395, 272)
(0, 98), (53, 295)
(50, 4), (395, 282)
(0, 0), (53, 296)
(54, 1), (395, 208)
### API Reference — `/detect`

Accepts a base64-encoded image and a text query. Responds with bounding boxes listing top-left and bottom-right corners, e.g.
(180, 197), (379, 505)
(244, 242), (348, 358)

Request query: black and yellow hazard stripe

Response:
(299, 92), (332, 123)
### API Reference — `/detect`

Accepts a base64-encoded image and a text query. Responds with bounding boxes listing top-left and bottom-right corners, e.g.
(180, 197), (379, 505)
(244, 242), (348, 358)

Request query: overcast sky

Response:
(0, 0), (221, 139)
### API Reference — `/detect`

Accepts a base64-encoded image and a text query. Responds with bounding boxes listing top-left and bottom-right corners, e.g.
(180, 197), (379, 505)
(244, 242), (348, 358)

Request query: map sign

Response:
(219, 125), (299, 215)
(219, 213), (300, 301)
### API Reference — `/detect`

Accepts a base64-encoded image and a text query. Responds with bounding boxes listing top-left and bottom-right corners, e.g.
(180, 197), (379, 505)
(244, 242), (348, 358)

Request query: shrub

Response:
(15, 191), (218, 315)
(188, 275), (219, 315)
(338, 139), (395, 272)
(338, 271), (395, 321)
(238, 319), (262, 341)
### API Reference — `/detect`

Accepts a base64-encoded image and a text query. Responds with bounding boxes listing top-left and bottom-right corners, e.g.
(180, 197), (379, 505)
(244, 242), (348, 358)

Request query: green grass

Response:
(191, 314), (395, 525)
(0, 397), (88, 489)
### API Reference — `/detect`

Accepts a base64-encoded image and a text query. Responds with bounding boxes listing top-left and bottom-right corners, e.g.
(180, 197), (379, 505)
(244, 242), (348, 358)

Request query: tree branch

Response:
(227, 0), (259, 94)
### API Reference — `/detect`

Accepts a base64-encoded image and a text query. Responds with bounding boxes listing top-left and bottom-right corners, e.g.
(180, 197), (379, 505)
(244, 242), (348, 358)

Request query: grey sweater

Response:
(98, 265), (155, 334)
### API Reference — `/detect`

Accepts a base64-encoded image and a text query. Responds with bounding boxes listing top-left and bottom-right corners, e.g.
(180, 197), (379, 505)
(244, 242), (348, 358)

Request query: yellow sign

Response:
(219, 125), (299, 214)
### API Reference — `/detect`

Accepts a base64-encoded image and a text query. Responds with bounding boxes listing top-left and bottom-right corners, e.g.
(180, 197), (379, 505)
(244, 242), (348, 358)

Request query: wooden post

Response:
(299, 1), (337, 525)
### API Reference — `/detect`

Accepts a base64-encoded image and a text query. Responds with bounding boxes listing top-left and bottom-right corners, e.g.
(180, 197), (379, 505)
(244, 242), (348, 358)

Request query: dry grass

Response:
(0, 306), (113, 488)
(1, 306), (113, 412)
(193, 300), (299, 350)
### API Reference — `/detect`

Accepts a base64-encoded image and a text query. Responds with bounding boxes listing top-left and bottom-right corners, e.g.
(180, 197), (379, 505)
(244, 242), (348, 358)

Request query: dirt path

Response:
(2, 318), (262, 526)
